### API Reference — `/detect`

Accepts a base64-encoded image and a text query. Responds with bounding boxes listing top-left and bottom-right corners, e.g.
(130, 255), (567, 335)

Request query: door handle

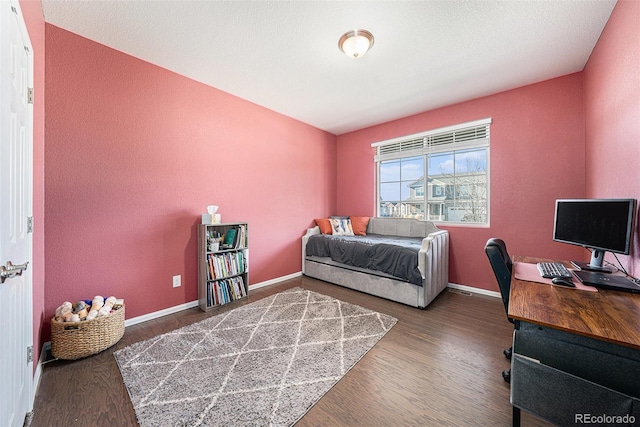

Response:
(1, 261), (29, 284)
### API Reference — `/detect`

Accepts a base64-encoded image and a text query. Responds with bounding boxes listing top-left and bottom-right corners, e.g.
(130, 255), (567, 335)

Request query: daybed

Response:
(302, 217), (449, 308)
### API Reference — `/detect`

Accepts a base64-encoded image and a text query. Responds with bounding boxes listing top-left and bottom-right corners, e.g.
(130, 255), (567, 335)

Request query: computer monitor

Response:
(553, 198), (637, 273)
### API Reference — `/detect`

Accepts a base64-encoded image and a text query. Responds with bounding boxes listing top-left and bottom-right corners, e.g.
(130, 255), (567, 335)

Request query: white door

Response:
(0, 0), (34, 425)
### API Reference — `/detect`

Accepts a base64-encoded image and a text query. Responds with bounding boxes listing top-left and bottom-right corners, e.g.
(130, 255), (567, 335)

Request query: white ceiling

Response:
(41, 1), (617, 135)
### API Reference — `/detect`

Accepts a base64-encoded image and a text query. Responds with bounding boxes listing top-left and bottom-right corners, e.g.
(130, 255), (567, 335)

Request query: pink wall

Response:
(337, 74), (587, 292)
(44, 25), (336, 338)
(584, 0), (640, 277)
(20, 0), (45, 371)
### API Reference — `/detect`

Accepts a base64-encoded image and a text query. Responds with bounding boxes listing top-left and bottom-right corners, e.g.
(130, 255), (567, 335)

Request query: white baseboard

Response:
(124, 272), (302, 327)
(125, 300), (199, 327)
(447, 282), (501, 298)
(249, 271), (302, 290)
(31, 341), (50, 408)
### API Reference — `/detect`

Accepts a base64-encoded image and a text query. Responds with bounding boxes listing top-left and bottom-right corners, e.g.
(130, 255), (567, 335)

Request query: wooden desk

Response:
(507, 256), (640, 427)
(508, 256), (640, 350)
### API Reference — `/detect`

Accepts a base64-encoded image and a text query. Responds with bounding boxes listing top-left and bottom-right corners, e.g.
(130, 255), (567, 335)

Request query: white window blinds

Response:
(372, 117), (491, 162)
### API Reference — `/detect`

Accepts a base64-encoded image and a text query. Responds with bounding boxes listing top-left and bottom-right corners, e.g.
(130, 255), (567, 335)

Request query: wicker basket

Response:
(50, 305), (125, 360)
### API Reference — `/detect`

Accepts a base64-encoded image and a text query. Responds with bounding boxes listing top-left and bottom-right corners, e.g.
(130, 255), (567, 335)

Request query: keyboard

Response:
(537, 262), (573, 279)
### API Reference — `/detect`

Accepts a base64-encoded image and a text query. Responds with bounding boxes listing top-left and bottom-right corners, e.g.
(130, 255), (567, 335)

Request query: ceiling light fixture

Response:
(338, 29), (374, 59)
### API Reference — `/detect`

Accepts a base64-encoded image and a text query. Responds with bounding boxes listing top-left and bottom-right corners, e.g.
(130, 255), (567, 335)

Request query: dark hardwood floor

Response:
(31, 277), (552, 426)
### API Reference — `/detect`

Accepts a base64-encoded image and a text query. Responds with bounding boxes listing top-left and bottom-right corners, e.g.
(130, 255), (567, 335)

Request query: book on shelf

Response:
(219, 224), (247, 250)
(207, 276), (246, 307)
(236, 224), (247, 249)
(206, 252), (245, 280)
(222, 228), (237, 249)
(227, 280), (236, 300)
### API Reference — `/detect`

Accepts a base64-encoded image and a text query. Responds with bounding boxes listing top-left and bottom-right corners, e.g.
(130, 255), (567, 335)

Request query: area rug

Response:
(114, 287), (397, 426)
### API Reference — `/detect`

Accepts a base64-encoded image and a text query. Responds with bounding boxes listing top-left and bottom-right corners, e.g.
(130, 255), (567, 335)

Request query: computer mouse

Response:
(551, 277), (575, 287)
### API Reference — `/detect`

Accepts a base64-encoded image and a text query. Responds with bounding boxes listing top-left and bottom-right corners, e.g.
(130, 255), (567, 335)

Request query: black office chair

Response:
(484, 238), (515, 383)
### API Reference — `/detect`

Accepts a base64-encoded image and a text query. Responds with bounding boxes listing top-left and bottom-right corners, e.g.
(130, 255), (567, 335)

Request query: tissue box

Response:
(202, 214), (221, 224)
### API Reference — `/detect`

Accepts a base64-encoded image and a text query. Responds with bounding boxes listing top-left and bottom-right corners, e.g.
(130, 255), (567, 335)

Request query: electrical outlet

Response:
(172, 275), (181, 288)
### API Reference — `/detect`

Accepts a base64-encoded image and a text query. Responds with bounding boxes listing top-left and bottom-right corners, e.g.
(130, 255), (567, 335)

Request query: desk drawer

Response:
(514, 323), (640, 398)
(511, 353), (640, 425)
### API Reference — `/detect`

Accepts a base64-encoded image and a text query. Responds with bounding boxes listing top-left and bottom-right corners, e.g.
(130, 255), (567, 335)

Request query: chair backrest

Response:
(484, 238), (513, 321)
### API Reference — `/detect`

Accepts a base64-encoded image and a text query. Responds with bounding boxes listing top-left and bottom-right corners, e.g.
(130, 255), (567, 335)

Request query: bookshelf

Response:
(197, 222), (248, 311)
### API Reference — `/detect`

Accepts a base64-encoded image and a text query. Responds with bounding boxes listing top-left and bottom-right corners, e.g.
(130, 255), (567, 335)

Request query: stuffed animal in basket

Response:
(54, 295), (120, 322)
(54, 301), (73, 322)
(85, 295), (104, 320)
(98, 296), (117, 318)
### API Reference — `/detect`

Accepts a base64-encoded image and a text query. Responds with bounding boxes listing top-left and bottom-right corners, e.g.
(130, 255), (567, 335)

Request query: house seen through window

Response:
(373, 118), (491, 225)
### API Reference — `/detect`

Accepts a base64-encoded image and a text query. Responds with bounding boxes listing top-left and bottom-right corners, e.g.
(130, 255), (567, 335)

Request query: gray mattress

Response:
(305, 233), (423, 285)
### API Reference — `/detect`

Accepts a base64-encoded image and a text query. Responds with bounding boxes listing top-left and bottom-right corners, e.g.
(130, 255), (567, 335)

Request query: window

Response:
(373, 118), (490, 225)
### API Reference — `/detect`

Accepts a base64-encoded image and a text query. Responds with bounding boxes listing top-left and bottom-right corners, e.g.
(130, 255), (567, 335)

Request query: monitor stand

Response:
(571, 261), (612, 274)
(572, 248), (613, 273)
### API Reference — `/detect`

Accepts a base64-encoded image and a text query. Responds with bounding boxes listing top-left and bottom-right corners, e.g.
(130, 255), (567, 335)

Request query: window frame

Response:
(372, 118), (491, 227)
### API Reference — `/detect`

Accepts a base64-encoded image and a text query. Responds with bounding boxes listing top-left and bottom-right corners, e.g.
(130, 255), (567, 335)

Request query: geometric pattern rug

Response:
(114, 287), (397, 426)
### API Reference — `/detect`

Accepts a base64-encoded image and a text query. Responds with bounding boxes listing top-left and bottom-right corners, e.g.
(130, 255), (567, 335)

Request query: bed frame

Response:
(302, 217), (449, 308)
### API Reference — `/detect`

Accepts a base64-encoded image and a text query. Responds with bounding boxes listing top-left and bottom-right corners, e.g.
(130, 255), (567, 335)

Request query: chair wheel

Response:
(502, 369), (511, 383)
(504, 347), (512, 360)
